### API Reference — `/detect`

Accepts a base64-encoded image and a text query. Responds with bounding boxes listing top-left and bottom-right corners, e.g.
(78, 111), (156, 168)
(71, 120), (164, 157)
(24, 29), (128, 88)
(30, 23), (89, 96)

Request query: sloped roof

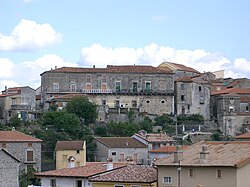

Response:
(0, 131), (42, 142)
(134, 132), (174, 143)
(155, 141), (250, 167)
(41, 65), (172, 75)
(90, 165), (157, 183)
(55, 141), (85, 151)
(149, 145), (189, 153)
(95, 137), (147, 148)
(0, 148), (20, 162)
(227, 78), (247, 88)
(176, 76), (193, 83)
(235, 132), (250, 139)
(35, 162), (127, 178)
(158, 62), (200, 74)
(211, 88), (250, 96)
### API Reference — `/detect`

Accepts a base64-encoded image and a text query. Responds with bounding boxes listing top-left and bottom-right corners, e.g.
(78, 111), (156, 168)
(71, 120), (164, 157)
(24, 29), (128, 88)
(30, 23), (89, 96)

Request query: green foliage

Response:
(40, 111), (80, 132)
(127, 110), (136, 123)
(66, 96), (98, 125)
(48, 104), (58, 111)
(107, 121), (139, 136)
(19, 168), (40, 187)
(8, 115), (21, 127)
(211, 133), (221, 141)
(177, 114), (204, 124)
(95, 126), (108, 136)
(154, 114), (174, 126)
(139, 116), (153, 133)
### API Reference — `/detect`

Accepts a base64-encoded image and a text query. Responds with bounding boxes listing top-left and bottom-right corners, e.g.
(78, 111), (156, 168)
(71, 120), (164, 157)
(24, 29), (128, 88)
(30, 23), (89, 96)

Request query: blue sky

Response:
(0, 0), (250, 90)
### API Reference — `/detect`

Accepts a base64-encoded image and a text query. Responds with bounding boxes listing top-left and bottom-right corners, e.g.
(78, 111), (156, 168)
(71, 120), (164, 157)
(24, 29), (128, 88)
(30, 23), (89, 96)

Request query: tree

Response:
(154, 114), (173, 126)
(65, 96), (98, 125)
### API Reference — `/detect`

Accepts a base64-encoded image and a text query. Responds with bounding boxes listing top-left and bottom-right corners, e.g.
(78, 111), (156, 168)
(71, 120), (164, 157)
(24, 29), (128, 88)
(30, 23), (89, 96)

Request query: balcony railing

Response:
(81, 89), (113, 94)
(81, 89), (174, 95)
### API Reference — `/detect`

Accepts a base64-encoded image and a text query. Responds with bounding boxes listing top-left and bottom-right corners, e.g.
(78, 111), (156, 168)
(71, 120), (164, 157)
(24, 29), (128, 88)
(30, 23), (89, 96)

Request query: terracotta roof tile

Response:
(155, 141), (250, 167)
(240, 96), (250, 102)
(211, 88), (250, 96)
(227, 78), (246, 88)
(235, 132), (250, 139)
(35, 162), (127, 178)
(90, 165), (157, 183)
(176, 76), (193, 83)
(55, 141), (85, 151)
(159, 62), (200, 74)
(0, 131), (42, 142)
(149, 145), (188, 153)
(41, 65), (172, 75)
(134, 132), (174, 143)
(95, 137), (147, 148)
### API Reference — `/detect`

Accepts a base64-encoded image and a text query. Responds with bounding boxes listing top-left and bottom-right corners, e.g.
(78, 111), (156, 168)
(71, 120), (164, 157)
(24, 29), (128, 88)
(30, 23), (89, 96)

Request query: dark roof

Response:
(155, 141), (250, 167)
(41, 65), (172, 75)
(55, 141), (85, 151)
(0, 149), (20, 162)
(0, 131), (42, 142)
(36, 162), (127, 178)
(90, 165), (157, 183)
(95, 137), (147, 148)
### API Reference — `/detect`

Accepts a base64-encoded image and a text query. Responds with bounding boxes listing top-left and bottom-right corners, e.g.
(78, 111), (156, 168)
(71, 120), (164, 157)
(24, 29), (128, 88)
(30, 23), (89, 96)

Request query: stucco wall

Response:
(157, 165), (237, 187)
(237, 163), (250, 187)
(93, 181), (156, 187)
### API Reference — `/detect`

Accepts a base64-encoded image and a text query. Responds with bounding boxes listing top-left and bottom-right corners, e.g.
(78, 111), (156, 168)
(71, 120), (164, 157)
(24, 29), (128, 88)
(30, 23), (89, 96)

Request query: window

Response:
(53, 83), (59, 92)
(114, 185), (124, 187)
(70, 83), (77, 92)
(77, 150), (80, 154)
(50, 179), (56, 187)
(101, 83), (107, 90)
(115, 81), (121, 92)
(115, 100), (120, 108)
(187, 104), (190, 110)
(1, 143), (6, 148)
(102, 99), (107, 105)
(132, 100), (137, 107)
(181, 106), (185, 115)
(161, 100), (165, 104)
(146, 100), (150, 104)
(246, 106), (249, 112)
(12, 98), (17, 105)
(229, 106), (234, 112)
(181, 84), (185, 89)
(102, 75), (107, 83)
(181, 95), (185, 101)
(145, 82), (151, 92)
(112, 152), (116, 156)
(200, 96), (204, 104)
(85, 83), (92, 90)
(188, 169), (194, 177)
(27, 143), (32, 147)
(26, 150), (34, 162)
(217, 169), (222, 178)
(76, 180), (82, 187)
(163, 176), (172, 184)
(86, 74), (91, 83)
(199, 86), (202, 91)
(132, 82), (138, 92)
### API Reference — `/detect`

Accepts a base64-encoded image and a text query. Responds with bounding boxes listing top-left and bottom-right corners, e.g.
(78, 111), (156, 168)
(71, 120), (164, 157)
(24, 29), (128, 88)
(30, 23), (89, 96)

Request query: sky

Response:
(1, 0), (250, 91)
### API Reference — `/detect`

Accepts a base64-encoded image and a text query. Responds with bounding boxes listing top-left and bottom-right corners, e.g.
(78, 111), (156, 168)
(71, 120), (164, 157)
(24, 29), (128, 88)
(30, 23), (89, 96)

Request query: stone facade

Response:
(175, 78), (211, 120)
(0, 149), (20, 187)
(40, 65), (175, 120)
(0, 86), (36, 124)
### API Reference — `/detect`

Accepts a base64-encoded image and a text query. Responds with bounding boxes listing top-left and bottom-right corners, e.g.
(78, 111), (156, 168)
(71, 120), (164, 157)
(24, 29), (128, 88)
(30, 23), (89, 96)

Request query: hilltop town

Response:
(1, 61), (250, 187)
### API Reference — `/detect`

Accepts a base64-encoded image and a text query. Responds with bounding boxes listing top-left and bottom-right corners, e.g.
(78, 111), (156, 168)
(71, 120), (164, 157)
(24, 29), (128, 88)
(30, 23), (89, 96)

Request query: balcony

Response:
(81, 89), (113, 94)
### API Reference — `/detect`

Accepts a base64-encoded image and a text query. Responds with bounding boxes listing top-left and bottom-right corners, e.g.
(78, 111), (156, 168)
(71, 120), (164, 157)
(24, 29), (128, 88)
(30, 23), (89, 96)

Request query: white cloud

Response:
(79, 43), (250, 79)
(0, 54), (78, 91)
(0, 19), (62, 52)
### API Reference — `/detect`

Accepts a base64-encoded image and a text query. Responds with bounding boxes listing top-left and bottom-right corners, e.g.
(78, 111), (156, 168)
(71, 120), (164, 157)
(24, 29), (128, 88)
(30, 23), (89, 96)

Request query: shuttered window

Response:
(27, 150), (34, 162)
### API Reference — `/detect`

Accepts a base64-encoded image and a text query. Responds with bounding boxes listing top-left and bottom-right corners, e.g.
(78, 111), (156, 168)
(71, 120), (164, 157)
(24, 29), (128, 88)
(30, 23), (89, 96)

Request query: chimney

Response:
(174, 145), (183, 163)
(93, 65), (95, 68)
(200, 145), (209, 164)
(106, 157), (113, 170)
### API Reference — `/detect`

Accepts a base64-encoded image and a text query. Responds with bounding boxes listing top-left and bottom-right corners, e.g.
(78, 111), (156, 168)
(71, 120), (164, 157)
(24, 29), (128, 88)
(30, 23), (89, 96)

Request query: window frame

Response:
(216, 169), (222, 178)
(145, 81), (151, 92)
(76, 179), (83, 187)
(70, 83), (77, 92)
(163, 176), (172, 184)
(188, 168), (194, 177)
(52, 83), (59, 92)
(50, 178), (56, 187)
(111, 151), (117, 156)
(26, 149), (34, 162)
(115, 81), (121, 92)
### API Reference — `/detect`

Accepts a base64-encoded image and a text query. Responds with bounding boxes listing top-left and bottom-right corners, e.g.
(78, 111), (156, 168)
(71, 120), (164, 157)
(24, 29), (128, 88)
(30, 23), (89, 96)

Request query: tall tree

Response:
(65, 96), (98, 125)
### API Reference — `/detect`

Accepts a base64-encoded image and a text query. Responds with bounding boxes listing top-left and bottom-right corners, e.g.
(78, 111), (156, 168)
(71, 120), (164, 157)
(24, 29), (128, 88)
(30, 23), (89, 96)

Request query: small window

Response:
(229, 106), (234, 112)
(115, 100), (120, 108)
(132, 82), (138, 93)
(189, 169), (194, 177)
(28, 143), (32, 147)
(12, 98), (17, 105)
(102, 99), (107, 105)
(246, 106), (249, 112)
(146, 100), (150, 104)
(145, 82), (151, 92)
(115, 81), (121, 92)
(86, 74), (91, 83)
(181, 95), (185, 101)
(77, 150), (80, 154)
(161, 100), (165, 104)
(50, 179), (56, 187)
(111, 152), (116, 156)
(26, 150), (34, 162)
(2, 143), (6, 148)
(76, 180), (82, 187)
(53, 83), (59, 92)
(132, 100), (137, 107)
(181, 84), (184, 89)
(163, 176), (172, 184)
(114, 185), (124, 187)
(199, 86), (202, 91)
(102, 75), (107, 83)
(187, 104), (190, 110)
(217, 169), (222, 178)
(70, 83), (77, 92)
